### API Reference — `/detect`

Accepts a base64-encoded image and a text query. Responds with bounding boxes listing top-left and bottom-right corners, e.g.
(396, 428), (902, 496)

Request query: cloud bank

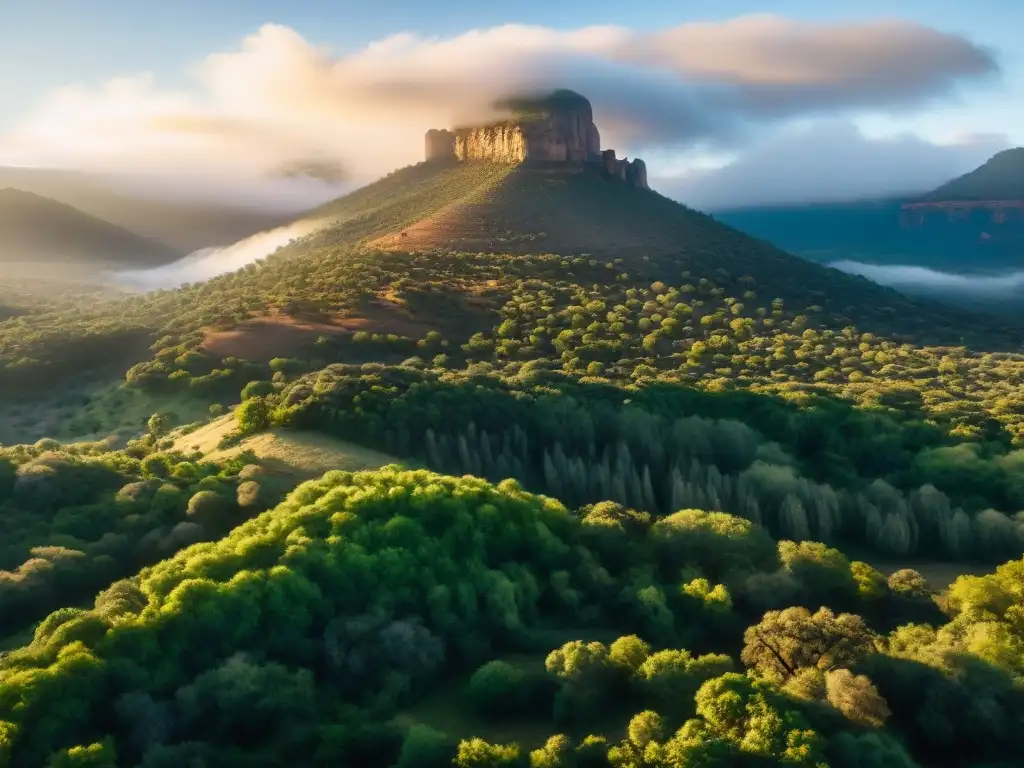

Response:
(831, 260), (1024, 297)
(0, 15), (999, 203)
(111, 220), (322, 291)
(657, 122), (1010, 210)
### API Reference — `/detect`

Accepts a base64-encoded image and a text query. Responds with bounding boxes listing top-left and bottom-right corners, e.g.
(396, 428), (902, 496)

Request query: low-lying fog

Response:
(110, 219), (323, 291)
(830, 260), (1024, 298)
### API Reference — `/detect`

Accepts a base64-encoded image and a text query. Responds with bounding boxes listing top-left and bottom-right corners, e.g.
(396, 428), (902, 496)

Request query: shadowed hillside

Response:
(0, 188), (181, 267)
(920, 147), (1024, 201)
(369, 163), (695, 255)
(716, 198), (1024, 274)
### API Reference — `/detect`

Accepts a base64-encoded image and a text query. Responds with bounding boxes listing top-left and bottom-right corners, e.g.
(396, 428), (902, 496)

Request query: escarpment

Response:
(424, 89), (649, 190)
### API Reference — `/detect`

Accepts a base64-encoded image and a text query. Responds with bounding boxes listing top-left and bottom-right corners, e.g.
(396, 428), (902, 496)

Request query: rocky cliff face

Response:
(456, 124), (529, 163)
(424, 89), (648, 189)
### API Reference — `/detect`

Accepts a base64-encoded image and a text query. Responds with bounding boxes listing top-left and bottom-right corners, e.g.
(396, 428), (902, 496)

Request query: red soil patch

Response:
(201, 317), (345, 361)
(201, 303), (431, 361)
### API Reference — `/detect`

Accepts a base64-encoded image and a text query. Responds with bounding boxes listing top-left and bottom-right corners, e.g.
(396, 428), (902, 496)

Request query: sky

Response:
(0, 0), (1021, 210)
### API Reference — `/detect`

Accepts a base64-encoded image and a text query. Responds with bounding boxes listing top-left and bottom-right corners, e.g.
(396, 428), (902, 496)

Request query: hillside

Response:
(0, 166), (290, 251)
(3, 154), (1024, 400)
(297, 159), (1022, 337)
(298, 159), (516, 244)
(920, 147), (1024, 202)
(366, 163), (707, 256)
(0, 188), (180, 267)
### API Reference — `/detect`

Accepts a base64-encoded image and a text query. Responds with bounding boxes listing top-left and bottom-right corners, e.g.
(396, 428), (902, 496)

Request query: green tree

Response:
(741, 606), (877, 682)
(241, 380), (275, 401)
(147, 413), (170, 438)
(235, 397), (270, 434)
(47, 739), (117, 767)
(394, 724), (454, 768)
(455, 738), (526, 768)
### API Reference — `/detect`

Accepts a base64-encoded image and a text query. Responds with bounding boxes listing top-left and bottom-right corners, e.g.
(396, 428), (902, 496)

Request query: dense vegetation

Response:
(0, 467), (1021, 766)
(2, 159), (1024, 765)
(265, 362), (1024, 564)
(0, 430), (295, 646)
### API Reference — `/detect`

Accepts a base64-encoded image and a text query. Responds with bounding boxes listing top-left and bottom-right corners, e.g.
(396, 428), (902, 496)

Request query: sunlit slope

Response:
(297, 160), (515, 246)
(371, 163), (745, 257)
(170, 414), (401, 477)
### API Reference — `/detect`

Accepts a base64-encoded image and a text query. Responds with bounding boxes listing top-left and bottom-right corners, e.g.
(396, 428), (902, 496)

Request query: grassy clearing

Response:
(0, 377), (212, 446)
(170, 415), (401, 477)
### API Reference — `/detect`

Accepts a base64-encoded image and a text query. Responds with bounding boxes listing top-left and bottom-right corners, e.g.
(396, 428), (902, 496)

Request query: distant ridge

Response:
(0, 187), (180, 267)
(0, 166), (289, 252)
(919, 147), (1024, 202)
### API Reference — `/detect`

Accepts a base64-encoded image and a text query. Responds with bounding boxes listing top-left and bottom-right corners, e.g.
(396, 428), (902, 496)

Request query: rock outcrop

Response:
(425, 129), (456, 162)
(425, 89), (648, 190)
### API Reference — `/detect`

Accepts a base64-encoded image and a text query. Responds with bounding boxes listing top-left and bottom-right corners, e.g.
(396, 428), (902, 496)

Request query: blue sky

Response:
(1, 0), (1020, 208)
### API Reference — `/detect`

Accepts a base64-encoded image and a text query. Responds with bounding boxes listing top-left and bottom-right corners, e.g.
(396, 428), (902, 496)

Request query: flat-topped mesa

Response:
(424, 89), (648, 189)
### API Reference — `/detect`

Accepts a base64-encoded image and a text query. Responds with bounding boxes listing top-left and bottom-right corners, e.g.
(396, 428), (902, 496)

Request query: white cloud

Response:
(0, 16), (998, 199)
(832, 260), (1024, 296)
(110, 219), (323, 290)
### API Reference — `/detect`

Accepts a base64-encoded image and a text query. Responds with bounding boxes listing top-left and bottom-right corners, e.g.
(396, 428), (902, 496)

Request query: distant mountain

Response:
(715, 149), (1024, 277)
(0, 188), (180, 267)
(0, 167), (290, 252)
(920, 148), (1024, 202)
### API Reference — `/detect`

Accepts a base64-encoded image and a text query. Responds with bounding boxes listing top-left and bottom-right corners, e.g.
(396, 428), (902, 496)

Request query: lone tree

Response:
(741, 606), (877, 682)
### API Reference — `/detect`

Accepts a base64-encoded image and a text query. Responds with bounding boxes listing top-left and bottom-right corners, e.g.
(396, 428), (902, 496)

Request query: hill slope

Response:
(169, 414), (400, 477)
(368, 163), (708, 255)
(295, 160), (1018, 335)
(0, 188), (180, 267)
(920, 147), (1024, 202)
(0, 166), (290, 251)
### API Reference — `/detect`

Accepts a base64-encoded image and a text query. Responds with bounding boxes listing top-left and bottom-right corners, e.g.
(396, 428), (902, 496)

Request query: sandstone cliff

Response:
(424, 89), (648, 190)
